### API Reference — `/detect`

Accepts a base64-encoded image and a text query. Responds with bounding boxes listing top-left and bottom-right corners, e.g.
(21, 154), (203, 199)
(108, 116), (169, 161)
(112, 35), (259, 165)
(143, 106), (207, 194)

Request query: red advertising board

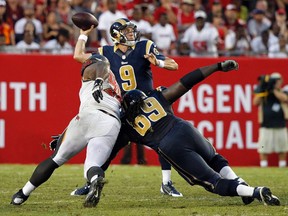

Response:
(0, 54), (287, 166)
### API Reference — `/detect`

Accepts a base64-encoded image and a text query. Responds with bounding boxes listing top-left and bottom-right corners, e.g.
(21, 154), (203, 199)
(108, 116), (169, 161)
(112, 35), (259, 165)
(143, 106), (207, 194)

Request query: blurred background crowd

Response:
(0, 0), (288, 57)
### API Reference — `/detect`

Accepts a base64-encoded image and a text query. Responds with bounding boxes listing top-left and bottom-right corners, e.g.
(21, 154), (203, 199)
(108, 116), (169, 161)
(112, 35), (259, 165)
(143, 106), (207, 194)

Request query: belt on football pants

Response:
(98, 109), (119, 121)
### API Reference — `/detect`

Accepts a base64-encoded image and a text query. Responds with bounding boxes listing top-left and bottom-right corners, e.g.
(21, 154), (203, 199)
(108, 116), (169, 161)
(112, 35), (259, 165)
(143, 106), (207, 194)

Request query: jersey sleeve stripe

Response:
(145, 40), (153, 55)
(98, 47), (103, 55)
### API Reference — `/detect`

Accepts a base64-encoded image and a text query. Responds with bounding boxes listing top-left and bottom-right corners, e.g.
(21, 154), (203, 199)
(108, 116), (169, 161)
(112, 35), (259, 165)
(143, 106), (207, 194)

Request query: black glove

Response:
(49, 135), (60, 151)
(218, 60), (239, 72)
(92, 78), (104, 103)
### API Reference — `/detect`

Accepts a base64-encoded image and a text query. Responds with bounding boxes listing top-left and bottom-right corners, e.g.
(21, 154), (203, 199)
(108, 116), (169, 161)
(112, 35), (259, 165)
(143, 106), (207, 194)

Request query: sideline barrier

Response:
(1, 54), (288, 166)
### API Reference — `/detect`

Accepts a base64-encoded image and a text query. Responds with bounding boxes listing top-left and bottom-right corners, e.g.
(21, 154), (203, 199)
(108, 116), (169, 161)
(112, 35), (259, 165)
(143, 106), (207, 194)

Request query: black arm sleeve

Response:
(180, 69), (205, 89)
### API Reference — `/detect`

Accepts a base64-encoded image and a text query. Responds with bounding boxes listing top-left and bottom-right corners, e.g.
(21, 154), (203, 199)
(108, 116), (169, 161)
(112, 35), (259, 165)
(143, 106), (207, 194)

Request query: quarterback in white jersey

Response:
(180, 10), (219, 57)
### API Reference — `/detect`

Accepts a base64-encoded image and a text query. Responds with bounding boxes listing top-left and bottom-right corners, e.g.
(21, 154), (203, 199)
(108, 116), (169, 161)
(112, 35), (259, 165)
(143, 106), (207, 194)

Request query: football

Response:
(72, 12), (98, 31)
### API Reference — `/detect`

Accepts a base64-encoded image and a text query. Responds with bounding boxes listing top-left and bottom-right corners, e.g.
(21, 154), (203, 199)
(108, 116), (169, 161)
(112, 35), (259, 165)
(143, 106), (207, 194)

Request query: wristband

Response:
(78, 34), (88, 43)
(157, 60), (165, 68)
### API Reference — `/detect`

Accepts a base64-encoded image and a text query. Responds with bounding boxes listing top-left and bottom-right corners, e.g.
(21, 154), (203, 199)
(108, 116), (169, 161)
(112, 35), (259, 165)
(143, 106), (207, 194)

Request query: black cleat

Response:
(10, 189), (29, 205)
(258, 187), (280, 206)
(83, 176), (105, 208)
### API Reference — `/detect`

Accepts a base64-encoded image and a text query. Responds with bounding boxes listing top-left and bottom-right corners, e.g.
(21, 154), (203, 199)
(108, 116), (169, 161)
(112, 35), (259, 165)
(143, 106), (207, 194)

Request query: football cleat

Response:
(235, 177), (255, 205)
(83, 176), (105, 208)
(10, 189), (29, 205)
(160, 181), (183, 197)
(258, 187), (280, 206)
(71, 183), (90, 196)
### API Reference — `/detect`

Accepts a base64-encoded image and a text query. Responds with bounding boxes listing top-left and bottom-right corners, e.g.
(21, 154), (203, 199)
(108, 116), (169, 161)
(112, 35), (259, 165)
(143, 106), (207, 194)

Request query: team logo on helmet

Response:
(110, 18), (140, 47)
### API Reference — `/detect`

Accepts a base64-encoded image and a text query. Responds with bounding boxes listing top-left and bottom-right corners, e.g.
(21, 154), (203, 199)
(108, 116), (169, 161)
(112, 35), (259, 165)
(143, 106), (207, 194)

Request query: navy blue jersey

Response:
(122, 88), (221, 190)
(122, 89), (181, 150)
(97, 40), (165, 95)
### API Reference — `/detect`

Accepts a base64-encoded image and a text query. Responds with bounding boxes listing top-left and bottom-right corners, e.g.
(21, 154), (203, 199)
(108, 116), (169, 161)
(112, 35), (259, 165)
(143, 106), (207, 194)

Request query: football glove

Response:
(92, 78), (104, 103)
(219, 60), (239, 72)
(49, 135), (60, 151)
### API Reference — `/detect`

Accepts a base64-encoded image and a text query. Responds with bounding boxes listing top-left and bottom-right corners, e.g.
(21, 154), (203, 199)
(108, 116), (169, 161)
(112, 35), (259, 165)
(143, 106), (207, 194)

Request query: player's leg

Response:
(159, 147), (280, 206)
(83, 118), (120, 208)
(274, 128), (288, 167)
(158, 121), (280, 205)
(258, 127), (273, 167)
(208, 153), (255, 205)
(101, 127), (130, 170)
(71, 128), (130, 196)
(120, 144), (132, 164)
(136, 144), (147, 165)
(82, 139), (112, 208)
(159, 155), (183, 197)
(214, 178), (280, 206)
(11, 120), (88, 205)
(182, 122), (255, 204)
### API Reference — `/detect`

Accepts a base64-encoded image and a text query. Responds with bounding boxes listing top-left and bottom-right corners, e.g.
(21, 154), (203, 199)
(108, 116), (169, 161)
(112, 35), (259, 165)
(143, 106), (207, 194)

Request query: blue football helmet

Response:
(122, 89), (147, 125)
(110, 18), (140, 46)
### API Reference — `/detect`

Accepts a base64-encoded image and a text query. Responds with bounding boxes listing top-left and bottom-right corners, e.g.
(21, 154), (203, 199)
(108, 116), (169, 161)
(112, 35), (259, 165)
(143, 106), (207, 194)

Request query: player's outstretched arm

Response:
(163, 57), (178, 70)
(73, 26), (94, 63)
(144, 53), (178, 70)
(163, 60), (238, 103)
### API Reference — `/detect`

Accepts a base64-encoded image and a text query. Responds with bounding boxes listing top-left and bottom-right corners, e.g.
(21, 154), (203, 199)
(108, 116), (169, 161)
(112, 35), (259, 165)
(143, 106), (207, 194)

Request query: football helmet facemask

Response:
(110, 18), (140, 47)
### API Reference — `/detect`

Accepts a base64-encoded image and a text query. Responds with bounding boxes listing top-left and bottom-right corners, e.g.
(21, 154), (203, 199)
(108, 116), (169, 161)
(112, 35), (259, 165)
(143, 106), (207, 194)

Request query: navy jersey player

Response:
(72, 18), (182, 197)
(121, 60), (280, 206)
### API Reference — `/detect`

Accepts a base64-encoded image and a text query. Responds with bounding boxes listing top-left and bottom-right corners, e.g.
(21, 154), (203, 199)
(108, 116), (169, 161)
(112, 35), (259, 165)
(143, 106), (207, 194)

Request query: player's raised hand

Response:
(144, 53), (158, 66)
(80, 25), (95, 36)
(219, 60), (239, 72)
(49, 135), (60, 151)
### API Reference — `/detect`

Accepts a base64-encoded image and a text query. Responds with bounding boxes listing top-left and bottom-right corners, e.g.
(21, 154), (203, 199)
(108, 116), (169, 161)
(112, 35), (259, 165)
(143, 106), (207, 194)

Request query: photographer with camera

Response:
(253, 72), (288, 168)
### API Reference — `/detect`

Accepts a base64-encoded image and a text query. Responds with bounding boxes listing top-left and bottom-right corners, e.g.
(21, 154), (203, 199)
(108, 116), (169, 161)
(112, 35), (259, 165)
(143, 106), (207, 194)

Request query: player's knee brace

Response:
(208, 154), (229, 173)
(214, 179), (239, 196)
(87, 166), (105, 182)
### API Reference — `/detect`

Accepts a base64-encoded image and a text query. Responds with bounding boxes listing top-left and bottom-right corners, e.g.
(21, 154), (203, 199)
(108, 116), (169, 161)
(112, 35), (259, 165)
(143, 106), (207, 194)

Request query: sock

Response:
(260, 160), (268, 167)
(87, 166), (104, 182)
(219, 166), (238, 179)
(90, 175), (99, 183)
(236, 184), (254, 197)
(22, 181), (36, 196)
(279, 160), (286, 168)
(162, 170), (171, 185)
(252, 187), (261, 200)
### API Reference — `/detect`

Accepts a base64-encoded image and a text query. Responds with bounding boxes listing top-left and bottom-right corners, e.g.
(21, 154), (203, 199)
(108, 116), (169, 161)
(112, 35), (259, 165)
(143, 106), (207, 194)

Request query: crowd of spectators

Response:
(0, 0), (288, 57)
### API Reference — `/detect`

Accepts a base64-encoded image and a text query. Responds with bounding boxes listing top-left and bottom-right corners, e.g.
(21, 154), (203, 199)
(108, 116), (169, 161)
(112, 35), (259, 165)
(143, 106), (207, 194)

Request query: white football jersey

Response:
(131, 19), (152, 41)
(79, 72), (121, 120)
(181, 23), (219, 57)
(151, 23), (176, 51)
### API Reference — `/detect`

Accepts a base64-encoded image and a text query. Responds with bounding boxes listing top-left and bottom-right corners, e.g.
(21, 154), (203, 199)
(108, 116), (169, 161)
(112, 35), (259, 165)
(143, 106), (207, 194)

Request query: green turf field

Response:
(1, 165), (287, 216)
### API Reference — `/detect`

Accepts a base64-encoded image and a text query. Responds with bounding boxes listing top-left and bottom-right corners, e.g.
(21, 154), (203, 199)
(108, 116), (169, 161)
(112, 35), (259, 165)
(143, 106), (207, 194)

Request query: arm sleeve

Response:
(146, 40), (165, 60)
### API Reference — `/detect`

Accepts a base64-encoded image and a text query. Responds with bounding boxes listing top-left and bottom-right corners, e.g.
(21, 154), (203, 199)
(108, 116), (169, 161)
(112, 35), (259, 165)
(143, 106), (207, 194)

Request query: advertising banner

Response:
(1, 54), (287, 166)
